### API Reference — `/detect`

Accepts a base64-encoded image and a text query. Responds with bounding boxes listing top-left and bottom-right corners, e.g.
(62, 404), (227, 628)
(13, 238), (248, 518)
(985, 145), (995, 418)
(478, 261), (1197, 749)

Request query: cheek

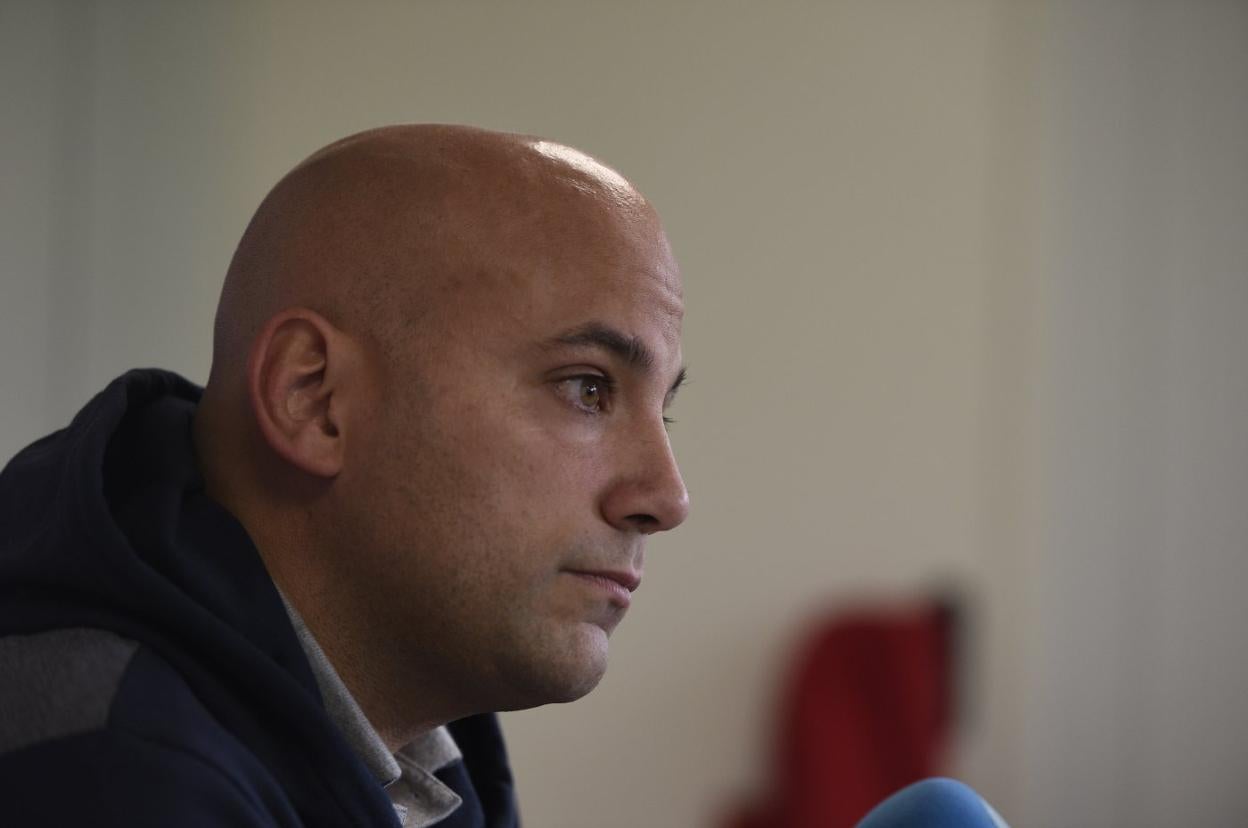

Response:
(361, 386), (607, 579)
(451, 403), (602, 514)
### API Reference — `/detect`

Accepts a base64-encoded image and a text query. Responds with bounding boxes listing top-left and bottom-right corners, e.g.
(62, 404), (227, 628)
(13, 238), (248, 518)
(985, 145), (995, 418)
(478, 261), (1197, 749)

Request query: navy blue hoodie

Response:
(0, 369), (519, 827)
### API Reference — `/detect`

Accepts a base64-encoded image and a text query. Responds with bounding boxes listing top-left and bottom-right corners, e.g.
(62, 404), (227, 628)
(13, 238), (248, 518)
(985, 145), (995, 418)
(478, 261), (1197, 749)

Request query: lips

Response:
(564, 568), (641, 608)
(573, 569), (641, 592)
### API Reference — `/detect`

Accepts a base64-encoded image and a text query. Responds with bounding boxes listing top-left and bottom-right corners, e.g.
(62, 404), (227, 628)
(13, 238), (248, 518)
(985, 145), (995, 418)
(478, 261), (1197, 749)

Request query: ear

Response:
(246, 308), (358, 478)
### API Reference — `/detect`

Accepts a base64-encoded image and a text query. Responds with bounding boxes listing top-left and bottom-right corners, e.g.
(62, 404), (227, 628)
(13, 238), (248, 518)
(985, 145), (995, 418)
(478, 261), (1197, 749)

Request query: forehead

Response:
(433, 188), (684, 360)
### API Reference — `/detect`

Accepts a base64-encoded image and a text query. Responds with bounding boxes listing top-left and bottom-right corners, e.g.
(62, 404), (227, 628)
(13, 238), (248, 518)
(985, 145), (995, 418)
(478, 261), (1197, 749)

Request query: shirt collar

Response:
(277, 590), (463, 826)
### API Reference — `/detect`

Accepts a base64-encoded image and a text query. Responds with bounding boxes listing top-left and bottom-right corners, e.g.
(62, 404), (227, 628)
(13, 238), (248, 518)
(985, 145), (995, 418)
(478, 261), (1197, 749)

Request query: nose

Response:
(600, 420), (690, 534)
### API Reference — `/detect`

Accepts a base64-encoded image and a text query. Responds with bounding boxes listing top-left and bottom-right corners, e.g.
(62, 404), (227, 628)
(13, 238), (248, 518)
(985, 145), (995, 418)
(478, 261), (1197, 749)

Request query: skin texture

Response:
(193, 125), (689, 751)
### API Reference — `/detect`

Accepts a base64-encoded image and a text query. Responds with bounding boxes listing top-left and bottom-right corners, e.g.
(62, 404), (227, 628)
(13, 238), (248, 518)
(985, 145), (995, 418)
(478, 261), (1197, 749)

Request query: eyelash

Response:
(556, 374), (676, 426)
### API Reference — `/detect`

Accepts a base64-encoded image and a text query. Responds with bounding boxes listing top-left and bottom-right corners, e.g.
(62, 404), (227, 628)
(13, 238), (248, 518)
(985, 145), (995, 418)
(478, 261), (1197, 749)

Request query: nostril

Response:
(627, 513), (661, 532)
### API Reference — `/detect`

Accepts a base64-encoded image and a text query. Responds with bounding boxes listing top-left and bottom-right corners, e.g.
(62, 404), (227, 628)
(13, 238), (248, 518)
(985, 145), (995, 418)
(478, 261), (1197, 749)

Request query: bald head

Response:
(209, 124), (666, 389)
(195, 124), (686, 742)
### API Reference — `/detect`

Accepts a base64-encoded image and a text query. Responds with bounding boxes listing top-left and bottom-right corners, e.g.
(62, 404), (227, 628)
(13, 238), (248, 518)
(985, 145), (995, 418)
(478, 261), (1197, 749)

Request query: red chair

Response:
(724, 597), (959, 828)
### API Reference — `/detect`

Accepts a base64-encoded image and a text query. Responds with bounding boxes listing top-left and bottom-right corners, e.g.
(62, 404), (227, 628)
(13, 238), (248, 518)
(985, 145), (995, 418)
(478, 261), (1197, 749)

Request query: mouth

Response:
(563, 568), (641, 609)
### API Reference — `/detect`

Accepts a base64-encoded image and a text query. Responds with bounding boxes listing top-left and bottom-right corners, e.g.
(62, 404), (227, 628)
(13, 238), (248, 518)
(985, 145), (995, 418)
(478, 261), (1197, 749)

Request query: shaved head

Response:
(195, 124), (687, 750)
(209, 124), (667, 390)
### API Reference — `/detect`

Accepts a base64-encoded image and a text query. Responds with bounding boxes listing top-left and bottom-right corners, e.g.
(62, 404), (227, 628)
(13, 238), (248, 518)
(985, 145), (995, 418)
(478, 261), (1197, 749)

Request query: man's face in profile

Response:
(339, 150), (690, 714)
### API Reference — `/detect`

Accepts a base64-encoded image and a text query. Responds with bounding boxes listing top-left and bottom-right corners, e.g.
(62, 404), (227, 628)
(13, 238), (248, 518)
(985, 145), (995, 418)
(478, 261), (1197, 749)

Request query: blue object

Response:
(856, 778), (1010, 828)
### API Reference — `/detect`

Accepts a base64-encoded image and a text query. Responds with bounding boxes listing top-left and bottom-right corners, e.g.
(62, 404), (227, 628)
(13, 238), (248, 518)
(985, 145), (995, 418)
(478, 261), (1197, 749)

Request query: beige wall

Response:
(4, 1), (1246, 826)
(1024, 3), (1248, 824)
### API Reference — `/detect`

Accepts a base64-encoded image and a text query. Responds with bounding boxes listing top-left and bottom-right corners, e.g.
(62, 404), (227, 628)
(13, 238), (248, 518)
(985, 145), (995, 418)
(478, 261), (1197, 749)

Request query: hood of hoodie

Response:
(0, 369), (403, 825)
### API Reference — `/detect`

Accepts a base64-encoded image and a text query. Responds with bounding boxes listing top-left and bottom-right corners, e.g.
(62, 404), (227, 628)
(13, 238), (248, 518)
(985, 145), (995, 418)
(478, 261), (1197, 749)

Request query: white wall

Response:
(4, 1), (1245, 826)
(1, 1), (65, 458)
(1023, 2), (1248, 824)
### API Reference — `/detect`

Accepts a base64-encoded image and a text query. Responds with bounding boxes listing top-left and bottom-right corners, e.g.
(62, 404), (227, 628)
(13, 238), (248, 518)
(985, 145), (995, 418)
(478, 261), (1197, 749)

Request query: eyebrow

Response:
(547, 322), (688, 396)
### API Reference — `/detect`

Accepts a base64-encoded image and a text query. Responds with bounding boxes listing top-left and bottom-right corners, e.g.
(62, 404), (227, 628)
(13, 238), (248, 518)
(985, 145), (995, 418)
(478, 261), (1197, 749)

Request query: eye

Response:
(579, 379), (602, 410)
(556, 374), (614, 415)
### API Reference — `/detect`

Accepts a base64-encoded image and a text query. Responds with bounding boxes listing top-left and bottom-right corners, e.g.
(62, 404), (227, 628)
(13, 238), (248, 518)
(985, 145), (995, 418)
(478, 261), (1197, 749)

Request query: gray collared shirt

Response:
(279, 592), (463, 827)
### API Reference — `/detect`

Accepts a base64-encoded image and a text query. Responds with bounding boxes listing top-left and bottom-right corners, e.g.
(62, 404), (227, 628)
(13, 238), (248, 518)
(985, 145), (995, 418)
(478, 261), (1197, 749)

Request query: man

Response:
(0, 125), (689, 826)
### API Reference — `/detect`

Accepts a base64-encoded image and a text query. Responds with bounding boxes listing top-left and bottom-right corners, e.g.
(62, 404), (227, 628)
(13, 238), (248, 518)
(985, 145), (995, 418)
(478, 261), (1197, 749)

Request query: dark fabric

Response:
(0, 369), (519, 827)
(0, 628), (139, 754)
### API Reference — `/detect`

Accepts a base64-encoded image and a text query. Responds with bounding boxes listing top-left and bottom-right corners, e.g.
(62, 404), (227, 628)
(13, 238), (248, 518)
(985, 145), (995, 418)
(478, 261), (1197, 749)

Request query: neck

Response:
(192, 383), (462, 752)
(277, 572), (452, 752)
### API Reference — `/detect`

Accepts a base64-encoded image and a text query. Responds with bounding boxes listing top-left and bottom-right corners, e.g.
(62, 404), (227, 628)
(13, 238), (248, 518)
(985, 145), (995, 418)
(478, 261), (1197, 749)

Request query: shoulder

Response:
(0, 627), (299, 827)
(0, 627), (137, 756)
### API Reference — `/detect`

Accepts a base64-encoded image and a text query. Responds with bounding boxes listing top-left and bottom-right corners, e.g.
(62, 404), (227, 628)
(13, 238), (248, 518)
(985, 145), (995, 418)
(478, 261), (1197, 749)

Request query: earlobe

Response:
(247, 309), (347, 479)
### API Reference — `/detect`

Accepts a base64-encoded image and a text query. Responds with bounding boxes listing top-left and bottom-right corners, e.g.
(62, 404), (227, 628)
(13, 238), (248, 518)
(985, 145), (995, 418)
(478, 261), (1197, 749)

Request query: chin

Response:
(501, 623), (610, 709)
(560, 650), (609, 700)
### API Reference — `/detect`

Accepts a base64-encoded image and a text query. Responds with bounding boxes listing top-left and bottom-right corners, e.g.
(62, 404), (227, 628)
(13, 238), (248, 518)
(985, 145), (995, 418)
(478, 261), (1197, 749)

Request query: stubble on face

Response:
(325, 138), (686, 721)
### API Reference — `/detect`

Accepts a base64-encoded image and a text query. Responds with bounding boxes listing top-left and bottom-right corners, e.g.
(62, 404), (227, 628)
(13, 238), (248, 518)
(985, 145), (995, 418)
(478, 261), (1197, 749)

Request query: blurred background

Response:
(3, 1), (1246, 825)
